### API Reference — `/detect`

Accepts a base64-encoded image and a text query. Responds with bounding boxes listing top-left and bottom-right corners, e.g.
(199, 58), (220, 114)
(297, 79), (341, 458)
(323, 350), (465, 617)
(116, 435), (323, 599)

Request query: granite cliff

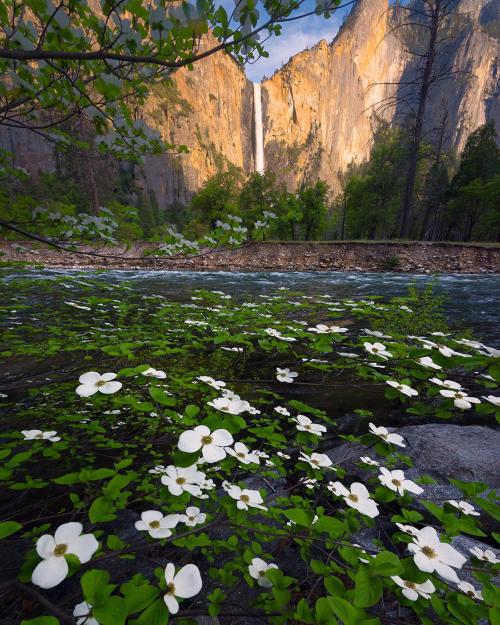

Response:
(1, 0), (498, 205)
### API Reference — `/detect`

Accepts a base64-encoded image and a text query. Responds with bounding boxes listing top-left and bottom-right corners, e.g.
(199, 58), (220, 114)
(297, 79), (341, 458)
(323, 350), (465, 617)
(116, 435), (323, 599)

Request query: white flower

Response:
(418, 356), (441, 370)
(439, 389), (480, 410)
(142, 367), (166, 379)
(469, 547), (499, 563)
(329, 482), (379, 518)
(360, 456), (379, 466)
(275, 406), (290, 416)
(391, 576), (435, 601)
(207, 396), (250, 414)
(364, 342), (393, 359)
(362, 329), (392, 339)
(395, 523), (419, 536)
(135, 511), (180, 538)
(408, 526), (466, 583)
(276, 368), (298, 383)
(447, 500), (480, 516)
(308, 324), (348, 334)
(248, 558), (278, 588)
(163, 563), (202, 615)
(483, 395), (500, 407)
(386, 381), (418, 397)
(73, 601), (99, 625)
(378, 468), (423, 496)
(197, 376), (226, 390)
(227, 485), (267, 511)
(277, 451), (291, 459)
(369, 423), (406, 447)
(293, 415), (326, 436)
(457, 581), (483, 601)
(430, 378), (462, 390)
(226, 442), (260, 464)
(160, 464), (206, 497)
(299, 452), (332, 469)
(32, 522), (99, 589)
(178, 425), (233, 463)
(22, 430), (60, 442)
(76, 372), (122, 397)
(179, 506), (206, 527)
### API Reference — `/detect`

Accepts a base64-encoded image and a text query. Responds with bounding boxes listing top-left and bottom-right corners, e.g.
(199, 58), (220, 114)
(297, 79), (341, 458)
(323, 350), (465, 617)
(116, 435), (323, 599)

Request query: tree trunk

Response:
(400, 1), (440, 238)
(420, 108), (447, 240)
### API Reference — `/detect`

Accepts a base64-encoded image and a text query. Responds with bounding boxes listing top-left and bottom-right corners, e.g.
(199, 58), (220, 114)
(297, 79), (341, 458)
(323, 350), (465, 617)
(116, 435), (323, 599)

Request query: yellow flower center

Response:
(259, 570), (266, 577)
(349, 494), (359, 503)
(240, 494), (250, 503)
(54, 544), (67, 556)
(149, 520), (160, 528)
(392, 479), (402, 487)
(422, 546), (437, 559)
(166, 582), (176, 595)
(35, 433), (44, 439)
(176, 477), (186, 484)
(404, 581), (416, 589)
(201, 436), (213, 445)
(95, 380), (106, 387)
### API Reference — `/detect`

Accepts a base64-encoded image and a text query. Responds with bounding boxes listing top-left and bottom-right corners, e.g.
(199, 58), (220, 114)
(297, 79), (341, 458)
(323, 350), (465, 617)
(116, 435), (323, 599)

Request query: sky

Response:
(241, 1), (353, 82)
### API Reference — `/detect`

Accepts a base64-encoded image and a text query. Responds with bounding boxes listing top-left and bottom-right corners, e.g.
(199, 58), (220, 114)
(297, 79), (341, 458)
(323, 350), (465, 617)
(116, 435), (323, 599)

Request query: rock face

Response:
(1, 0), (498, 204)
(262, 0), (500, 194)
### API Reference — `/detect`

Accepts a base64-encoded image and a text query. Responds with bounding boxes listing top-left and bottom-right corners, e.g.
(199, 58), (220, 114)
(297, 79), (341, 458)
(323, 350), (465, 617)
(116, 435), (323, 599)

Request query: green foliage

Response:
(0, 272), (498, 624)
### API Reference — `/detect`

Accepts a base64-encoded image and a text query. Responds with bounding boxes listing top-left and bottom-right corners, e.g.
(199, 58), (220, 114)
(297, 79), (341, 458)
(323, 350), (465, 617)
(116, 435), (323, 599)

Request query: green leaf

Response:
(0, 520), (22, 538)
(371, 551), (403, 576)
(283, 508), (314, 527)
(123, 584), (159, 614)
(81, 569), (110, 604)
(89, 496), (116, 523)
(354, 568), (382, 607)
(149, 387), (176, 406)
(93, 597), (127, 625)
(315, 597), (337, 625)
(134, 598), (168, 625)
(327, 596), (359, 625)
(21, 618), (59, 625)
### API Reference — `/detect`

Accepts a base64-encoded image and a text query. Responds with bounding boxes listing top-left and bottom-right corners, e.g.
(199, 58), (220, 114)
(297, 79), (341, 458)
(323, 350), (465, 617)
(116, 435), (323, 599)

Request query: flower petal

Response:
(78, 372), (101, 384)
(173, 564), (203, 598)
(54, 522), (83, 544)
(32, 556), (68, 589)
(66, 534), (99, 563)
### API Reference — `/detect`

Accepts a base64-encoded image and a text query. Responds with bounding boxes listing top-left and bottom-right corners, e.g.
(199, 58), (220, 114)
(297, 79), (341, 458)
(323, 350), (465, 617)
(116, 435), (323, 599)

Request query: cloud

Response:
(245, 16), (342, 82)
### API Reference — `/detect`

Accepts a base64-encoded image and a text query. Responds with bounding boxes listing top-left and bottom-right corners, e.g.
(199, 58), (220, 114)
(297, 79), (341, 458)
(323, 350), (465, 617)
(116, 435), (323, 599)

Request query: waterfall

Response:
(253, 82), (265, 174)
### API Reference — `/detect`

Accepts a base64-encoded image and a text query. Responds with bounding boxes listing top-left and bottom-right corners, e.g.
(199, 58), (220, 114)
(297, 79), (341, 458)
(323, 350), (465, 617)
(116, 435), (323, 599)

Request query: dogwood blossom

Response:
(73, 601), (99, 625)
(178, 425), (233, 462)
(418, 356), (441, 369)
(163, 563), (202, 614)
(299, 451), (332, 469)
(276, 367), (298, 383)
(364, 342), (393, 359)
(76, 372), (122, 397)
(386, 380), (418, 397)
(457, 581), (483, 601)
(469, 547), (499, 563)
(196, 376), (226, 390)
(378, 468), (423, 496)
(21, 430), (60, 442)
(135, 511), (180, 538)
(308, 324), (348, 334)
(447, 500), (480, 516)
(226, 442), (260, 464)
(275, 406), (290, 416)
(360, 456), (380, 466)
(160, 464), (206, 497)
(141, 367), (166, 379)
(362, 328), (392, 339)
(248, 558), (278, 587)
(408, 526), (466, 583)
(32, 522), (99, 588)
(430, 378), (462, 390)
(369, 423), (406, 447)
(207, 396), (250, 414)
(439, 389), (480, 409)
(227, 485), (267, 511)
(293, 415), (326, 436)
(395, 523), (419, 536)
(179, 506), (206, 527)
(483, 395), (500, 407)
(391, 576), (435, 601)
(329, 482), (379, 518)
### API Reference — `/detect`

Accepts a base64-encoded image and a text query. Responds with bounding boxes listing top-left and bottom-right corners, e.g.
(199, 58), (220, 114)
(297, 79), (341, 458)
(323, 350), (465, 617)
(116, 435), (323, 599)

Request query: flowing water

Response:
(253, 82), (265, 173)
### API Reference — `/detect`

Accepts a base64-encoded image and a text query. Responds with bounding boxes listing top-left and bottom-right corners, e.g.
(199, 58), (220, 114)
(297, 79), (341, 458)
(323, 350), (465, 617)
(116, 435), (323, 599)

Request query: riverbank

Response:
(1, 240), (499, 272)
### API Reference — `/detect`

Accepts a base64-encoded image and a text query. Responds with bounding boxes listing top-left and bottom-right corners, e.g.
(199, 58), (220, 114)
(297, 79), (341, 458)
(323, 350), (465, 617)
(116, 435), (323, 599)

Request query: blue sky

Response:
(241, 1), (354, 81)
